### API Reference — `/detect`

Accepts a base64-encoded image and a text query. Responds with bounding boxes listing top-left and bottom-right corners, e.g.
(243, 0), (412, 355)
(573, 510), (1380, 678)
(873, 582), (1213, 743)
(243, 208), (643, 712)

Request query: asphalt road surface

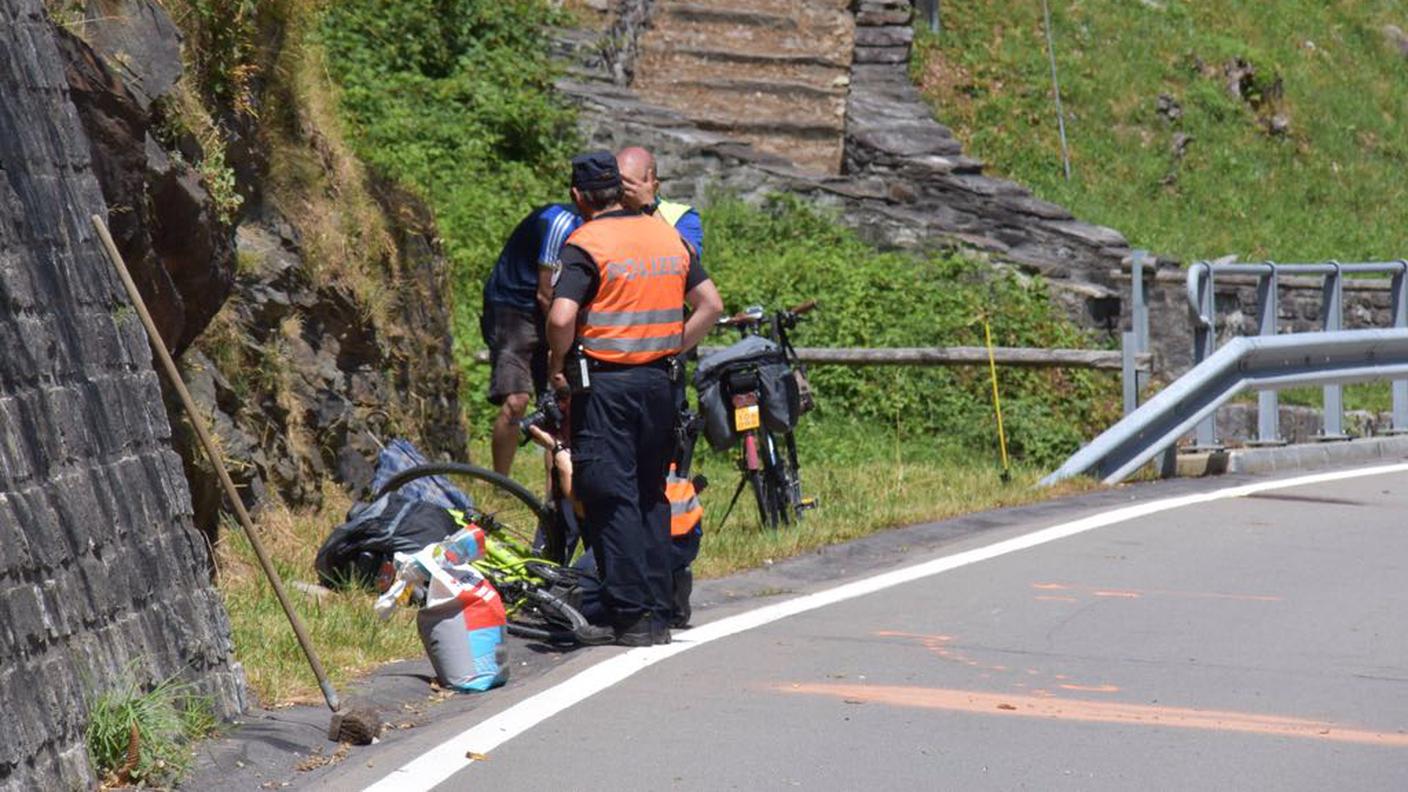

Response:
(307, 465), (1408, 791)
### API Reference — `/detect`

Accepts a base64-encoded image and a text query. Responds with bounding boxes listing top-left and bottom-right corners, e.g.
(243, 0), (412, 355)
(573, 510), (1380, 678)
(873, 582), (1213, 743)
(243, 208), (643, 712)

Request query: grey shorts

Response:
(486, 305), (546, 405)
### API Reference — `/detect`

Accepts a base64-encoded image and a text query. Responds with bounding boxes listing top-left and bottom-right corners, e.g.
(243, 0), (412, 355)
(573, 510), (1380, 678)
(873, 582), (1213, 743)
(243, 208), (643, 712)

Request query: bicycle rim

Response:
(374, 462), (550, 547)
(762, 433), (791, 527)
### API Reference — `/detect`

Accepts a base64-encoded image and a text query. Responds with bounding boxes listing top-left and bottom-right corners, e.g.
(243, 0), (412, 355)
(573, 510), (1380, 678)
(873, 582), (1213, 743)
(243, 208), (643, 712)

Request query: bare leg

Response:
(491, 392), (531, 475)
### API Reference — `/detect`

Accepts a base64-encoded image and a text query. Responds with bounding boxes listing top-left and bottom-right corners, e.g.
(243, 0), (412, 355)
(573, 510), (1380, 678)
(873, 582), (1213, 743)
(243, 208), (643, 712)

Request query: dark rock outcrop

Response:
(55, 15), (236, 357)
(0, 2), (243, 789)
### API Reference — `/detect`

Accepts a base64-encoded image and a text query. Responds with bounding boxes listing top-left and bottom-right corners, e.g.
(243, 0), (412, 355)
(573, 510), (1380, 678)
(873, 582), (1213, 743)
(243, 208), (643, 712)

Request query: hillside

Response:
(913, 2), (1408, 262)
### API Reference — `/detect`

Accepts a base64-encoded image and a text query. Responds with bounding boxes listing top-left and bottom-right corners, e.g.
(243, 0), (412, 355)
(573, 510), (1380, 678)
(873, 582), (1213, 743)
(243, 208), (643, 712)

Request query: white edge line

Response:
(363, 462), (1408, 792)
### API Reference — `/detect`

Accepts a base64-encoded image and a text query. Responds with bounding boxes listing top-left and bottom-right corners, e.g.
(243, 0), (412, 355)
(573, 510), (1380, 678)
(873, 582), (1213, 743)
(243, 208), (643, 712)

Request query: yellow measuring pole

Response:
(982, 318), (1011, 478)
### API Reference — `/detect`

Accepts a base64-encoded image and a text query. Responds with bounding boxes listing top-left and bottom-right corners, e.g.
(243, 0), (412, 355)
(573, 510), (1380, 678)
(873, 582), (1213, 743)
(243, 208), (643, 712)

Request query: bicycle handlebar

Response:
(716, 300), (818, 328)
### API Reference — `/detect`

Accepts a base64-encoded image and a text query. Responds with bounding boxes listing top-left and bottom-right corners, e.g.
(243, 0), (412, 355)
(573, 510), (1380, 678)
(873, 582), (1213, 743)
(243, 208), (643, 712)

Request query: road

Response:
(304, 465), (1408, 791)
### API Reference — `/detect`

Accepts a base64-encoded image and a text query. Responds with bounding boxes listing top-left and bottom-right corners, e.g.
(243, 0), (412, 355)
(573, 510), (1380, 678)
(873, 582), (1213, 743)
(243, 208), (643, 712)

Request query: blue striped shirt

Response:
(483, 204), (583, 313)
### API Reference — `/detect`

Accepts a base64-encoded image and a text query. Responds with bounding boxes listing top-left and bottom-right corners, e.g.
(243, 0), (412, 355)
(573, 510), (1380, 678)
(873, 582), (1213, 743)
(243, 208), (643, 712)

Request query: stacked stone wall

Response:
(0, 2), (243, 788)
(556, 0), (1131, 328)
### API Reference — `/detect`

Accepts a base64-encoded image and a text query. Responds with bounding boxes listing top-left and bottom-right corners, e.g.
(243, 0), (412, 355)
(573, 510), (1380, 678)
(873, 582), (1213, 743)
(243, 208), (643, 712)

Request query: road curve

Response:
(313, 465), (1408, 791)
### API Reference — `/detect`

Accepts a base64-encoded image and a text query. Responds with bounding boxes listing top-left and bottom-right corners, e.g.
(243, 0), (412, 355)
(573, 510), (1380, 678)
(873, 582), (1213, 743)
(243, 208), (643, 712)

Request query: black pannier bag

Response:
(314, 493), (460, 588)
(693, 335), (804, 450)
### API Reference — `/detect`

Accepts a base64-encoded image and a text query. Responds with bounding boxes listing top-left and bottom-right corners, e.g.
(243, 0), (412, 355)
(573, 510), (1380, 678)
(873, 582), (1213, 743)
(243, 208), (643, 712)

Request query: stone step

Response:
(641, 19), (851, 60)
(657, 2), (797, 29)
(710, 129), (843, 173)
(690, 115), (843, 138)
(671, 76), (841, 101)
(639, 43), (844, 70)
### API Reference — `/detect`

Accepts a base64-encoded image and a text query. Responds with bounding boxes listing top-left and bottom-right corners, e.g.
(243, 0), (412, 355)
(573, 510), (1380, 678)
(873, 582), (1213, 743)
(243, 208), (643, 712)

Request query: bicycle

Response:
(372, 463), (600, 645)
(696, 299), (819, 529)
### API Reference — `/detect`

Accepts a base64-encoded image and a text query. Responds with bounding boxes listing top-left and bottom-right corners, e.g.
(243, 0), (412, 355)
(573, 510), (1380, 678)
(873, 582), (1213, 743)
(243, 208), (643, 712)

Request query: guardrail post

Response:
(1190, 262), (1219, 448)
(1393, 261), (1408, 434)
(1319, 262), (1348, 441)
(1122, 331), (1137, 415)
(1252, 264), (1283, 445)
(1124, 250), (1152, 414)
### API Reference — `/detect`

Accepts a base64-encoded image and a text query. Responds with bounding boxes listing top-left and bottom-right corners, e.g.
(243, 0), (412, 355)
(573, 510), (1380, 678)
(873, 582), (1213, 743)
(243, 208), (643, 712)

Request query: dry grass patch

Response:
(216, 481), (421, 706)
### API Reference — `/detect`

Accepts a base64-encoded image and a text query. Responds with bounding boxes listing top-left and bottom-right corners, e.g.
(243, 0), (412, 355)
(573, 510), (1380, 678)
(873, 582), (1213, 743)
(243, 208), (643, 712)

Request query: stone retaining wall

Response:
(556, 0), (1131, 326)
(0, 2), (244, 789)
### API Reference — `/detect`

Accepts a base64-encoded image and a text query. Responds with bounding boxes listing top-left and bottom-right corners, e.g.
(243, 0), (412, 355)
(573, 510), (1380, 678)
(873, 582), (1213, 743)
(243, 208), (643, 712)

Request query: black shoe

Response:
(574, 623), (614, 645)
(652, 624), (672, 645)
(614, 616), (655, 647)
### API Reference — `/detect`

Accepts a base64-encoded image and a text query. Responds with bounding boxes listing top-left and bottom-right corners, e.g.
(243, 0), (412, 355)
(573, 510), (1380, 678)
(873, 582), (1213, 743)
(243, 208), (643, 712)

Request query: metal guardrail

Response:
(1184, 259), (1408, 446)
(1042, 329), (1408, 485)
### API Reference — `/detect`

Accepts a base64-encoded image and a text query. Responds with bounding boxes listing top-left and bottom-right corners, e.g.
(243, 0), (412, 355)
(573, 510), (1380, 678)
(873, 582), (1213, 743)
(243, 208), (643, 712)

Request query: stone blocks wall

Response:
(0, 2), (243, 789)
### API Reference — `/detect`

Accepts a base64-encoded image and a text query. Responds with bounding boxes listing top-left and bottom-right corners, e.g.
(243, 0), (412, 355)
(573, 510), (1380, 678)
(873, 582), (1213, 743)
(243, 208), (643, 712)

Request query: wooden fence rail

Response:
(471, 347), (1149, 371)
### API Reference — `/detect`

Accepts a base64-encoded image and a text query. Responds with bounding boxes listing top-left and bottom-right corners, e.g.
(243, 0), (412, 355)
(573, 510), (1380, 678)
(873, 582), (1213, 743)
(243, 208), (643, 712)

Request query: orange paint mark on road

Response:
(780, 683), (1408, 748)
(1059, 684), (1120, 693)
(1030, 582), (1281, 603)
(1034, 595), (1078, 602)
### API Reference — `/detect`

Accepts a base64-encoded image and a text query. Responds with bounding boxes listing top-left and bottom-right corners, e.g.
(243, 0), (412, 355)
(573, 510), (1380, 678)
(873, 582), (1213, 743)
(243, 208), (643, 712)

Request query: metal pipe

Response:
(1320, 261), (1346, 440)
(1254, 263), (1281, 444)
(1393, 260), (1408, 433)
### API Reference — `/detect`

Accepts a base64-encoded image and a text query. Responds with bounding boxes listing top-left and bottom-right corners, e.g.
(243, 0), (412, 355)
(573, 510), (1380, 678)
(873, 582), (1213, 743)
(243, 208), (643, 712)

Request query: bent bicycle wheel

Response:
(504, 587), (598, 645)
(374, 462), (550, 548)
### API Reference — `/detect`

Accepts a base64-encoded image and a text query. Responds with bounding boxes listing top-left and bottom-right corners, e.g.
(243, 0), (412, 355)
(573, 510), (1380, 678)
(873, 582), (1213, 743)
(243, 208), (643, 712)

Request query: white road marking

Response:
(363, 463), (1408, 792)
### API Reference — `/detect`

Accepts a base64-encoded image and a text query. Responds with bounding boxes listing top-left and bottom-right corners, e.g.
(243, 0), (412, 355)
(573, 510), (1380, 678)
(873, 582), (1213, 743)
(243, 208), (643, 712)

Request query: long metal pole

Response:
(92, 215), (342, 712)
(1040, 0), (1072, 181)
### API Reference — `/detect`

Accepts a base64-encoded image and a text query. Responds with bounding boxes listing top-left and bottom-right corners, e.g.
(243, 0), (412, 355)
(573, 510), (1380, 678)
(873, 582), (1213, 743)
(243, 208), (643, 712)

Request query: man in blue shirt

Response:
(618, 147), (703, 255)
(481, 203), (581, 475)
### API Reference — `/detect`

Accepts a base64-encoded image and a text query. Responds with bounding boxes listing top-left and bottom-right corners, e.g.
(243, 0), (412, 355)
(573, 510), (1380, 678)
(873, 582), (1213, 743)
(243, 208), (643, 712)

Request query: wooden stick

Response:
(91, 215), (342, 713)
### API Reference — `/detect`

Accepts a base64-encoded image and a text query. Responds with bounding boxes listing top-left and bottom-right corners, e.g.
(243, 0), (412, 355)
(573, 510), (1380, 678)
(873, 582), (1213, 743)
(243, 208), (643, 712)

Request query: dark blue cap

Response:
(571, 150), (621, 191)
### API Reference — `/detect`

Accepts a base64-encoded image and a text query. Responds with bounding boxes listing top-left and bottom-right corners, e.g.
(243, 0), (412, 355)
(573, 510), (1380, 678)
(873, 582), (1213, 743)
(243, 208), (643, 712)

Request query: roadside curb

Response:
(1175, 435), (1408, 478)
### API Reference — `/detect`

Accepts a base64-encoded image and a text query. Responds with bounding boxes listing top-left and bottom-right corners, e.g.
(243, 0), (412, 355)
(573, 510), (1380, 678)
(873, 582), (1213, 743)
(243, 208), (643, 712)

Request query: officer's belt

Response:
(584, 355), (676, 373)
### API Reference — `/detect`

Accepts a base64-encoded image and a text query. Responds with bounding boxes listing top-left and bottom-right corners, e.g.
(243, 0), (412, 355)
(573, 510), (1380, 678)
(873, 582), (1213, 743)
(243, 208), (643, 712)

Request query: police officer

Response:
(547, 151), (723, 645)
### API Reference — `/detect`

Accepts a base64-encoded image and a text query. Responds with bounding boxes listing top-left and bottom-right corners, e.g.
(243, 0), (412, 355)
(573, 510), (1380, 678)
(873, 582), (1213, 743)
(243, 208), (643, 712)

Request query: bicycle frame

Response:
(712, 301), (816, 530)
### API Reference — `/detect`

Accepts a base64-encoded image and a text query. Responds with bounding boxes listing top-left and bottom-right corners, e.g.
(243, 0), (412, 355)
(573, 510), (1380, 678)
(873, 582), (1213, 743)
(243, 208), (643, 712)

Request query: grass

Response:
(85, 670), (218, 789)
(912, 1), (1408, 262)
(215, 481), (423, 706)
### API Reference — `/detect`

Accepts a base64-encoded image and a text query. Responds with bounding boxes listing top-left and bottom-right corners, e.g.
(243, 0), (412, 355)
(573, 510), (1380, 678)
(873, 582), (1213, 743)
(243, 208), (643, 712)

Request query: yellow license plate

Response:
(734, 404), (760, 432)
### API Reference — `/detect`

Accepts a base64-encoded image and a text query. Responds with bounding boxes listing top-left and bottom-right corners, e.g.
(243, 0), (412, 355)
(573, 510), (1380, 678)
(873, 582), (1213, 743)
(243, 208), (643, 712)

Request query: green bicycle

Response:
(373, 463), (599, 644)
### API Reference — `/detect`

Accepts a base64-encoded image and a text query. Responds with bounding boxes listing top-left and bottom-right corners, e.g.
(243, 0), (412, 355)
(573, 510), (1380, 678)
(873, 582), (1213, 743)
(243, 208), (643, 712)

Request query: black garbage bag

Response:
(314, 493), (459, 589)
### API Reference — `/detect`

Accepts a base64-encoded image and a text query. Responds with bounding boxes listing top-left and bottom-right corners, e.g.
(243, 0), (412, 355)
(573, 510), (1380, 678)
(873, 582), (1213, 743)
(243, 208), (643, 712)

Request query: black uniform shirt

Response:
(555, 209), (708, 305)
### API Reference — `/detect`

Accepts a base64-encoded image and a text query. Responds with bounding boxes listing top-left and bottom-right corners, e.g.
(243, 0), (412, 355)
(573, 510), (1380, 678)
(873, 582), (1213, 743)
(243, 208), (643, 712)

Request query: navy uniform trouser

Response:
(573, 527), (701, 627)
(569, 364), (676, 629)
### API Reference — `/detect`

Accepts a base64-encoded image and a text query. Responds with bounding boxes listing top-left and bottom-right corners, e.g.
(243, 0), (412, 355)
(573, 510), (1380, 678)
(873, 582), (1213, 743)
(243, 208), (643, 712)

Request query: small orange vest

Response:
(666, 464), (703, 537)
(566, 214), (689, 365)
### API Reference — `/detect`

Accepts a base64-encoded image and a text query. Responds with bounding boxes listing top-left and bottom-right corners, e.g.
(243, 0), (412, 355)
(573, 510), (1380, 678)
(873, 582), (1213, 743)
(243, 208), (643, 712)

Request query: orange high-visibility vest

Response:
(566, 214), (689, 365)
(666, 464), (702, 537)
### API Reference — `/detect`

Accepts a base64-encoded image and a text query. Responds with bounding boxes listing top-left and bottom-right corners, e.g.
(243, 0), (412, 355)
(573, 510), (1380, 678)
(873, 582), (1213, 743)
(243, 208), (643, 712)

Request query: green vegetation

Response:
(316, 0), (579, 387)
(85, 670), (217, 788)
(706, 196), (1119, 465)
(912, 2), (1408, 262)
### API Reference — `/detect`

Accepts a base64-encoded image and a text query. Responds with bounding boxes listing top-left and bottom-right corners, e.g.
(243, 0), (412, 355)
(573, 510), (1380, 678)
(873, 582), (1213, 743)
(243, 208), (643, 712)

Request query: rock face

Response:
(55, 5), (236, 357)
(54, 3), (468, 536)
(559, 0), (1129, 327)
(0, 2), (244, 789)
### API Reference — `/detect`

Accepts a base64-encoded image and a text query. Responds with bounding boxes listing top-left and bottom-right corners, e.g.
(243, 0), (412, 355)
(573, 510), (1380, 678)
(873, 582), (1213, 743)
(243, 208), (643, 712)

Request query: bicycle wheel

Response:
(374, 462), (550, 548)
(504, 587), (597, 644)
(761, 432), (793, 527)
